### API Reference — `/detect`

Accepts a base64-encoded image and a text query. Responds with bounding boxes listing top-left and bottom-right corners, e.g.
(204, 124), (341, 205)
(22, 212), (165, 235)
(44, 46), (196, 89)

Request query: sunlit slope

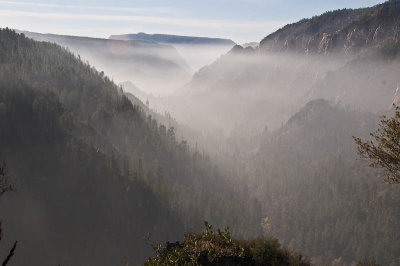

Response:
(260, 0), (400, 54)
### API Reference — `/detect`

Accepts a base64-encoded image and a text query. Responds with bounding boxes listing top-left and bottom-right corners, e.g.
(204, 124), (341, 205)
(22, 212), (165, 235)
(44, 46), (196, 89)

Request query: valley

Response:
(1, 1), (400, 265)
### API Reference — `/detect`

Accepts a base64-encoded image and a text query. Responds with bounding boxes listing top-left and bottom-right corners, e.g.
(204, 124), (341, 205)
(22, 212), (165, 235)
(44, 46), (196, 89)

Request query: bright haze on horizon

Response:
(0, 0), (385, 44)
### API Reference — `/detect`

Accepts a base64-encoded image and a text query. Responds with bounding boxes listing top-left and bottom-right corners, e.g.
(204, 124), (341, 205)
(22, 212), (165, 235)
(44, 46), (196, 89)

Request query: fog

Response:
(19, 31), (237, 97)
(159, 51), (394, 135)
(2, 4), (400, 264)
(115, 47), (397, 157)
(172, 44), (235, 72)
(19, 31), (192, 96)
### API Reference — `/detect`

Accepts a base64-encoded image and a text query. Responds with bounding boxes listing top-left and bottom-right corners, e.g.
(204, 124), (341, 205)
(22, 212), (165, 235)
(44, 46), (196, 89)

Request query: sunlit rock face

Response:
(259, 1), (400, 55)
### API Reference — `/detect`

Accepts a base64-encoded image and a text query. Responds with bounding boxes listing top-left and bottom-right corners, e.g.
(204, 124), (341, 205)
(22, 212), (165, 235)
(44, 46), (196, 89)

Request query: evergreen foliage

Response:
(354, 107), (400, 183)
(145, 222), (310, 266)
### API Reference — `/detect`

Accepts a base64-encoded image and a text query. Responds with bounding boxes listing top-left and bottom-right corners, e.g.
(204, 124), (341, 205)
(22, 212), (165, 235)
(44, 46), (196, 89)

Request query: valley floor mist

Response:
(1, 1), (400, 265)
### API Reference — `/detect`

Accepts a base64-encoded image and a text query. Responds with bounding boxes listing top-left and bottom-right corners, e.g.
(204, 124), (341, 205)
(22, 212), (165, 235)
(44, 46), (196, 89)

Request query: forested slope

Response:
(0, 28), (259, 265)
(248, 99), (400, 265)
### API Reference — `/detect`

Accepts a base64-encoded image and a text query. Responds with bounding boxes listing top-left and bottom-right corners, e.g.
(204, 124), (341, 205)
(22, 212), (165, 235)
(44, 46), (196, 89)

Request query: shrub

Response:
(145, 222), (311, 266)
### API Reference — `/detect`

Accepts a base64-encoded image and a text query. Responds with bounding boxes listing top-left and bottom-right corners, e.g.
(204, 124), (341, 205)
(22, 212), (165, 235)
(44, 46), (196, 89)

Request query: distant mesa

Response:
(109, 32), (236, 46)
(16, 30), (192, 95)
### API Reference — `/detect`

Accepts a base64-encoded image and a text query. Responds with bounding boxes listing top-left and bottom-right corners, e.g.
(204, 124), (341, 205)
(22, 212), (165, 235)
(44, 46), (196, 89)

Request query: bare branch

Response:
(2, 241), (17, 266)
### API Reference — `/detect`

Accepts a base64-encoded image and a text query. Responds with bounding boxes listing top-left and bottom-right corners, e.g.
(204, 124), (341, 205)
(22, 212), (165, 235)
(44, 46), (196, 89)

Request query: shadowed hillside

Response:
(0, 28), (259, 265)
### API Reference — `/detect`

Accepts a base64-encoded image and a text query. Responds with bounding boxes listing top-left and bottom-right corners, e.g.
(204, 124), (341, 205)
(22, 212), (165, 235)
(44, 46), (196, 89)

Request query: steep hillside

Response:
(0, 29), (260, 265)
(260, 0), (400, 54)
(248, 99), (400, 265)
(0, 82), (184, 265)
(0, 29), (184, 265)
(19, 30), (191, 95)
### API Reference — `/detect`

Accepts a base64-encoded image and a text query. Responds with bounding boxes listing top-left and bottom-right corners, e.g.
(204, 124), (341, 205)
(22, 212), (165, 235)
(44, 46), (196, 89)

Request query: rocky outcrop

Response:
(259, 0), (400, 55)
(391, 84), (400, 108)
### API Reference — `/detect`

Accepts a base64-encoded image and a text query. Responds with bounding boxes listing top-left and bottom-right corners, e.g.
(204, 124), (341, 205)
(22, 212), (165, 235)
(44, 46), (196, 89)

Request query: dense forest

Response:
(247, 100), (400, 265)
(0, 28), (259, 265)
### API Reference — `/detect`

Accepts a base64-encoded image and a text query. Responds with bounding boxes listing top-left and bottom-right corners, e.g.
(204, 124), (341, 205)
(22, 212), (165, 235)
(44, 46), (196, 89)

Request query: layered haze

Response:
(151, 0), (400, 153)
(18, 30), (192, 95)
(109, 32), (236, 71)
(1, 0), (400, 266)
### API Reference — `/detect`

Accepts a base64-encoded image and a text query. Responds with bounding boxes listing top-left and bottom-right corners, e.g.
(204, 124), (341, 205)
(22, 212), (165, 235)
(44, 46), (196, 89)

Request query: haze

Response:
(1, 1), (399, 266)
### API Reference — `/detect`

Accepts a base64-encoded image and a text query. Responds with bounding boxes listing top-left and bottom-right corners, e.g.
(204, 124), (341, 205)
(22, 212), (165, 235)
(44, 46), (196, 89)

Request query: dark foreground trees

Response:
(0, 163), (17, 266)
(354, 107), (400, 184)
(0, 163), (12, 197)
(145, 222), (310, 266)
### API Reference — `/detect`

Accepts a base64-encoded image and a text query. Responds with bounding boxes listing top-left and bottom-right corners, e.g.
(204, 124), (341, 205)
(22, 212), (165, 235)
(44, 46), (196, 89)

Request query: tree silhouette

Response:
(0, 163), (17, 266)
(354, 107), (400, 184)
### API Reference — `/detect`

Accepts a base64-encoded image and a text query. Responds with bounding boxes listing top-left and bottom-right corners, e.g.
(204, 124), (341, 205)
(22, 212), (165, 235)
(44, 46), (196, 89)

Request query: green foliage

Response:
(354, 107), (400, 183)
(145, 222), (310, 266)
(240, 237), (310, 266)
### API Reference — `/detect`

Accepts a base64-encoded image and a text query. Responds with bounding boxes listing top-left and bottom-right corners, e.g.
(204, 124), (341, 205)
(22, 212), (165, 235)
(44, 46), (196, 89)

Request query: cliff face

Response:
(260, 0), (400, 55)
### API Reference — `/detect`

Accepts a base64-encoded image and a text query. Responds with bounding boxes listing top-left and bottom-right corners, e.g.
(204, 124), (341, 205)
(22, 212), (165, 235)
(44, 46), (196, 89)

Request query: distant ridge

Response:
(109, 32), (236, 46)
(259, 0), (400, 54)
(17, 30), (192, 94)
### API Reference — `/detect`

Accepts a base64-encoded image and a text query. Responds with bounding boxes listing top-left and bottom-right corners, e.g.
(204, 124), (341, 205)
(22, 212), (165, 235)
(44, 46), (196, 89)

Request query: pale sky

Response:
(0, 0), (385, 43)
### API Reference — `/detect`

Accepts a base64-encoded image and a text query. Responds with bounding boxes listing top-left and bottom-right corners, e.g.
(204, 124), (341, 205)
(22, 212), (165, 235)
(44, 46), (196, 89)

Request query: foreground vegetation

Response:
(145, 222), (310, 266)
(0, 164), (17, 265)
(354, 107), (400, 183)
